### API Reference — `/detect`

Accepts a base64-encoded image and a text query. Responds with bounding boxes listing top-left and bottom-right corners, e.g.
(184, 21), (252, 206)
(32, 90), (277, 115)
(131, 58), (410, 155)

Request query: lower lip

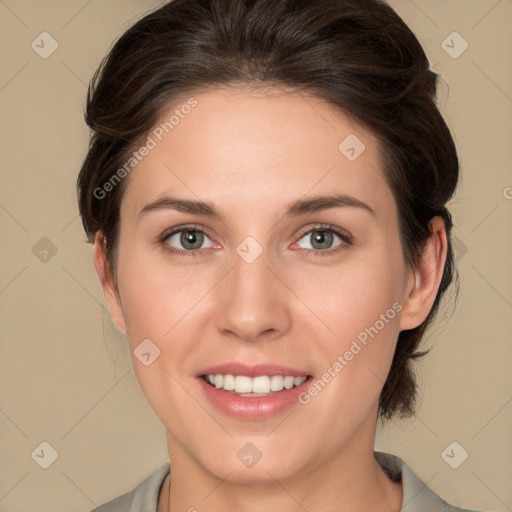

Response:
(197, 376), (313, 420)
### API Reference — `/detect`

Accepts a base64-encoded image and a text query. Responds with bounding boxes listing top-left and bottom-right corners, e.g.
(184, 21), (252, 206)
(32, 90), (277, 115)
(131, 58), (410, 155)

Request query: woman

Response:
(77, 0), (481, 510)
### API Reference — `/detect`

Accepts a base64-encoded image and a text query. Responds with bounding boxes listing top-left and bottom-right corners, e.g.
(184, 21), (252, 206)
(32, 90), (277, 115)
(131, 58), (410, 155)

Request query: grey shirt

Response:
(90, 451), (482, 511)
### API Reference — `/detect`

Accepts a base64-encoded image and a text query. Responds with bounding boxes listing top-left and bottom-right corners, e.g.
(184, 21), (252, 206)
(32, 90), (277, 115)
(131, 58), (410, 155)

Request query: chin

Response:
(191, 437), (315, 484)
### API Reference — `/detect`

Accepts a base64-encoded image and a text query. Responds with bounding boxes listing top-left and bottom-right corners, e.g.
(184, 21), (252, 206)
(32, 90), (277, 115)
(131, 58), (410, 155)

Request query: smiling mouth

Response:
(201, 374), (312, 397)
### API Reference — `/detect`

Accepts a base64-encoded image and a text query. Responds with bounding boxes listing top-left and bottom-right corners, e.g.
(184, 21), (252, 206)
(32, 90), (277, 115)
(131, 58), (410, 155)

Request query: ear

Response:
(399, 216), (448, 331)
(93, 231), (128, 334)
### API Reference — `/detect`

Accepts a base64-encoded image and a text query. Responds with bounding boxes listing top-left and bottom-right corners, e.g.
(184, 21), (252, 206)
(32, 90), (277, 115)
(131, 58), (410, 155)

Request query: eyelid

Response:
(160, 223), (214, 242)
(295, 223), (352, 242)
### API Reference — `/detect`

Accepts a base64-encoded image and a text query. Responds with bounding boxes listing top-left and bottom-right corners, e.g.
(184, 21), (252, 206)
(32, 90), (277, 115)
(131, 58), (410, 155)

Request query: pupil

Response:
(312, 230), (332, 250)
(181, 230), (203, 250)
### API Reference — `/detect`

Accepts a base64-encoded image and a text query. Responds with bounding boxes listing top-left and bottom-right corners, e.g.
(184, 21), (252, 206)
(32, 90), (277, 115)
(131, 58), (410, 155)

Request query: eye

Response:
(293, 225), (352, 256)
(162, 225), (216, 255)
(160, 223), (351, 257)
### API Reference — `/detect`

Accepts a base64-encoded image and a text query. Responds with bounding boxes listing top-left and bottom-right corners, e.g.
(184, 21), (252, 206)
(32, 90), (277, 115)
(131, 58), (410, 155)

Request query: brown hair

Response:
(77, 0), (459, 421)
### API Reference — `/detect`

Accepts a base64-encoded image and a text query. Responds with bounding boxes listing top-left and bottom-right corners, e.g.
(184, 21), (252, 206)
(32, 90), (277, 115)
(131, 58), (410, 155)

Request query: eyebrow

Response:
(138, 193), (376, 220)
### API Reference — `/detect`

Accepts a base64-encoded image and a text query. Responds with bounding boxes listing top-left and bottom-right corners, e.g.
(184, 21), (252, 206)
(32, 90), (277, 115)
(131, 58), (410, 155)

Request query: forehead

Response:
(121, 87), (394, 221)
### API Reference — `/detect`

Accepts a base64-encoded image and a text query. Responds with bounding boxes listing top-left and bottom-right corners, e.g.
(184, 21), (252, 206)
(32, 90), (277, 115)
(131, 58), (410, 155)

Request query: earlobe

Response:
(399, 216), (448, 331)
(93, 232), (128, 334)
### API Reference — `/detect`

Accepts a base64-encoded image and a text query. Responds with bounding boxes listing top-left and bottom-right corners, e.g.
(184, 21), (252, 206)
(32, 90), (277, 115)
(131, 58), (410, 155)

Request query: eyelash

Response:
(159, 223), (353, 258)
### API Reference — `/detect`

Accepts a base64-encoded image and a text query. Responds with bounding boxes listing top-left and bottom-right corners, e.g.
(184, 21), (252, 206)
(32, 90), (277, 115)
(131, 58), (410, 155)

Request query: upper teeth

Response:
(206, 374), (307, 394)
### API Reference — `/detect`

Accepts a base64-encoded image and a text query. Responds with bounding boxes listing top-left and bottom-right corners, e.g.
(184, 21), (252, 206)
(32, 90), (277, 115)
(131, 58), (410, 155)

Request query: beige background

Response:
(0, 0), (511, 511)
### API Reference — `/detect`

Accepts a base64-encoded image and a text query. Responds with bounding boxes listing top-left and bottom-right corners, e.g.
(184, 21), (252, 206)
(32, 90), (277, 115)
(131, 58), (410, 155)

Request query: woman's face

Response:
(99, 87), (420, 482)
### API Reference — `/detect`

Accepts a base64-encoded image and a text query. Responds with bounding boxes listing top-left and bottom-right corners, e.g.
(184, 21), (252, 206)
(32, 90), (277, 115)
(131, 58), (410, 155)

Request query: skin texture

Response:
(93, 87), (447, 512)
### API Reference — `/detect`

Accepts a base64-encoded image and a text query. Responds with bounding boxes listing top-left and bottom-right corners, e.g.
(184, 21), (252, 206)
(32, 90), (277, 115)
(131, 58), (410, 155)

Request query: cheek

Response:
(297, 255), (403, 337)
(116, 250), (203, 419)
(292, 252), (404, 398)
(116, 243), (210, 341)
(292, 263), (403, 436)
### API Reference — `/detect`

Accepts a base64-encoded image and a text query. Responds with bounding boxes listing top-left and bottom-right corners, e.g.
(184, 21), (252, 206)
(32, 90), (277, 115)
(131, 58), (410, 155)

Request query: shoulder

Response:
(89, 462), (170, 512)
(374, 451), (483, 512)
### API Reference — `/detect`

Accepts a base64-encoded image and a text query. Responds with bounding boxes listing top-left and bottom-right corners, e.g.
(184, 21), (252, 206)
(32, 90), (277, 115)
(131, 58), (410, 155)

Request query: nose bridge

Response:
(233, 237), (272, 296)
(214, 235), (291, 341)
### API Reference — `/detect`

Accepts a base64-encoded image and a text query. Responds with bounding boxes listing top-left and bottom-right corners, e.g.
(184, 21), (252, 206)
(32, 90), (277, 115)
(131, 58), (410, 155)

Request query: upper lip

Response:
(196, 363), (311, 378)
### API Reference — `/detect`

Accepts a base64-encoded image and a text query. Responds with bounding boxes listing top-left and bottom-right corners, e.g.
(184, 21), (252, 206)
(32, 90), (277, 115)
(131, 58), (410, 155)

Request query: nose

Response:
(214, 244), (292, 343)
